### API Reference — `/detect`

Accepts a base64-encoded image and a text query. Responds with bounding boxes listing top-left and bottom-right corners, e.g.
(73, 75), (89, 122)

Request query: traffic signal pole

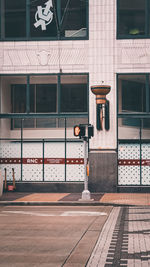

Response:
(74, 124), (94, 201)
(80, 138), (92, 201)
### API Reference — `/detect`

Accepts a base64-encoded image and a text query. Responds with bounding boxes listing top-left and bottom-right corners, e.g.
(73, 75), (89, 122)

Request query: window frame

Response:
(0, 73), (89, 116)
(117, 73), (150, 115)
(117, 73), (150, 187)
(0, 73), (89, 130)
(117, 0), (150, 39)
(117, 73), (150, 141)
(0, 0), (89, 41)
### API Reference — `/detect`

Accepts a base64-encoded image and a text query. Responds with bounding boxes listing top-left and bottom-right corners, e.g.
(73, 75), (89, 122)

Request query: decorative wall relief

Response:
(37, 50), (50, 65)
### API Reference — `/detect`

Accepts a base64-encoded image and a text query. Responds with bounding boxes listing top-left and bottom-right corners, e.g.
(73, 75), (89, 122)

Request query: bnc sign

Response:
(34, 0), (53, 31)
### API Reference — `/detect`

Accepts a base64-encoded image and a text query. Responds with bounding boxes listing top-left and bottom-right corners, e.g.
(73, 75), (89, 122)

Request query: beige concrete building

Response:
(0, 0), (150, 192)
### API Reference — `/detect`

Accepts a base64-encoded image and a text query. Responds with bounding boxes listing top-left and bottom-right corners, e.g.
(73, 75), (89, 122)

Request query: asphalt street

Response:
(0, 205), (150, 266)
(0, 205), (112, 267)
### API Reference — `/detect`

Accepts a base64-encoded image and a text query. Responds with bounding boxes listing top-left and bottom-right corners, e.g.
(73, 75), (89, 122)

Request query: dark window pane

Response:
(12, 84), (26, 113)
(36, 84), (57, 112)
(60, 0), (87, 38)
(4, 0), (26, 38)
(13, 118), (35, 128)
(12, 84), (34, 113)
(30, 0), (57, 38)
(122, 118), (141, 127)
(36, 118), (57, 128)
(149, 4), (150, 35)
(12, 119), (22, 129)
(118, 75), (146, 113)
(23, 118), (35, 128)
(29, 85), (35, 113)
(118, 0), (145, 36)
(61, 84), (87, 112)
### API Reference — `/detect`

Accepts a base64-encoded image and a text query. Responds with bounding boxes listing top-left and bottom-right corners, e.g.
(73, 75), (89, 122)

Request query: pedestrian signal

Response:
(74, 125), (81, 136)
(88, 125), (94, 139)
(74, 125), (85, 138)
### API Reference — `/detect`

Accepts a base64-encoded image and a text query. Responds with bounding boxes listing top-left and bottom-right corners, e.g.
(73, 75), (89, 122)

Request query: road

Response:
(0, 205), (112, 267)
(0, 205), (150, 266)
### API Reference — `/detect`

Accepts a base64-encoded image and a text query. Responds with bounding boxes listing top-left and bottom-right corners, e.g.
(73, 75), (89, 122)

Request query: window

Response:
(30, 0), (57, 38)
(117, 0), (149, 38)
(118, 75), (146, 113)
(0, 0), (88, 40)
(60, 0), (87, 38)
(118, 74), (150, 139)
(10, 75), (88, 114)
(3, 0), (26, 38)
(36, 84), (56, 113)
(10, 75), (58, 114)
(118, 75), (150, 187)
(60, 75), (87, 112)
(0, 74), (88, 128)
(29, 75), (57, 114)
(12, 85), (27, 113)
(12, 84), (57, 114)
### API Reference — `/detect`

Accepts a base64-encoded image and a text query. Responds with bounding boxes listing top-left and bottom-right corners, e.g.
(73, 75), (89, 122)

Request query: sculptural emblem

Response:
(34, 0), (53, 31)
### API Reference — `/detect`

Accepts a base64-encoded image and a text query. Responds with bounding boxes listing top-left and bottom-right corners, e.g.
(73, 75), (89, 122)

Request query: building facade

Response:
(0, 0), (150, 192)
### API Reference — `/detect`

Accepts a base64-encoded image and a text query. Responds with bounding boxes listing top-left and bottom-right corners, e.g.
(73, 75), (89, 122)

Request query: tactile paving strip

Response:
(104, 207), (129, 267)
(87, 207), (121, 267)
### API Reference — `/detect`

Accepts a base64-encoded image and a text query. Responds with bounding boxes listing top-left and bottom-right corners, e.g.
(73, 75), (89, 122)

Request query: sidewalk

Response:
(0, 192), (150, 206)
(87, 206), (150, 267)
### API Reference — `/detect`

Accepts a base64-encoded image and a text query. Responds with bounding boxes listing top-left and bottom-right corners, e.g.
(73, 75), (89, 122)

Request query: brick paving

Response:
(87, 207), (150, 266)
(60, 193), (104, 202)
(1, 192), (150, 205)
(0, 192), (31, 201)
(0, 192), (104, 202)
(14, 193), (69, 202)
(100, 193), (150, 206)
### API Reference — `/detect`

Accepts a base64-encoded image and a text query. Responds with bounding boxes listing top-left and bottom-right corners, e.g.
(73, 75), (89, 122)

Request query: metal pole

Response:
(84, 139), (88, 190)
(80, 138), (92, 201)
(4, 168), (7, 191)
(12, 168), (16, 190)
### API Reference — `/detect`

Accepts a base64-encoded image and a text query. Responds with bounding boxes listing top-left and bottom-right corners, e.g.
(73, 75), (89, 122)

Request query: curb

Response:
(0, 201), (137, 207)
